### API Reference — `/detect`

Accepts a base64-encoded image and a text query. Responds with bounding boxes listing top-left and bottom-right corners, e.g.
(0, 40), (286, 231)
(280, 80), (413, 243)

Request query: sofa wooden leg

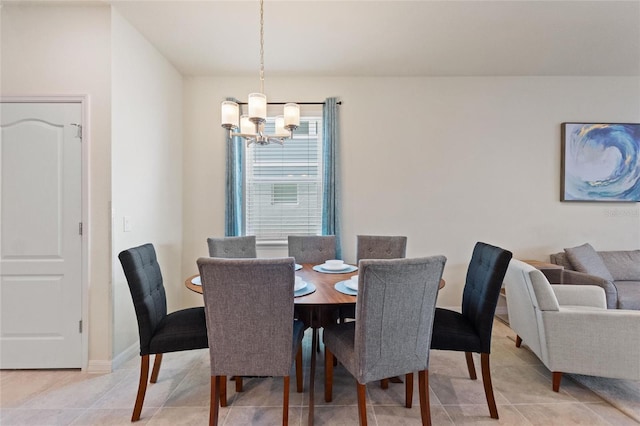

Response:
(515, 335), (522, 348)
(552, 371), (562, 392)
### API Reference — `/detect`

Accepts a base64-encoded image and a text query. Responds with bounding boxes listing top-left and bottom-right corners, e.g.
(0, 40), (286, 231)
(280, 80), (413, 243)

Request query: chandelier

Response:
(220, 0), (300, 146)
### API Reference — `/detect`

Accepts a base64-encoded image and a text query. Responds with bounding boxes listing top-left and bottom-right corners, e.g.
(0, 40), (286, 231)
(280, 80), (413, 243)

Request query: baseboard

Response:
(86, 360), (112, 374)
(87, 342), (138, 374)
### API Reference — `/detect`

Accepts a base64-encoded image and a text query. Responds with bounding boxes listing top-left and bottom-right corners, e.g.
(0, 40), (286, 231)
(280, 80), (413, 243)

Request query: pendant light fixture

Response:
(220, 0), (300, 146)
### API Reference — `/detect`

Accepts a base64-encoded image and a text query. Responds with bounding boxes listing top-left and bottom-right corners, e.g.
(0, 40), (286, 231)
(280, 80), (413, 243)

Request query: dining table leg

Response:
(308, 325), (318, 426)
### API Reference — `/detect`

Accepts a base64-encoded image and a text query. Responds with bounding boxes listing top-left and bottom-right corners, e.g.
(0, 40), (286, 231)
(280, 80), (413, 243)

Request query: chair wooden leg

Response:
(552, 372), (562, 392)
(324, 347), (334, 402)
(357, 382), (367, 426)
(150, 353), (163, 383)
(515, 335), (522, 348)
(220, 375), (227, 407)
(380, 378), (389, 389)
(283, 375), (290, 426)
(210, 376), (220, 426)
(132, 355), (150, 422)
(405, 373), (414, 408)
(465, 352), (477, 380)
(480, 353), (499, 419)
(235, 376), (243, 393)
(295, 345), (303, 393)
(418, 370), (431, 426)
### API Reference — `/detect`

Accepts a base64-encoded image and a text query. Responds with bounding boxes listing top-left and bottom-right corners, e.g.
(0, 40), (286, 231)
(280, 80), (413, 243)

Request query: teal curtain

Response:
(224, 97), (243, 236)
(321, 97), (342, 258)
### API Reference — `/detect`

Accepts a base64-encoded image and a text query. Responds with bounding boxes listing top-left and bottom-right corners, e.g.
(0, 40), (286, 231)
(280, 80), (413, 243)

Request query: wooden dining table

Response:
(185, 262), (444, 426)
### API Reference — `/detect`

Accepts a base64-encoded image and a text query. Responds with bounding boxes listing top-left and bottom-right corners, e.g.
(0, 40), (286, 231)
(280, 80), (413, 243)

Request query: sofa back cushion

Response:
(564, 243), (615, 282)
(599, 250), (640, 281)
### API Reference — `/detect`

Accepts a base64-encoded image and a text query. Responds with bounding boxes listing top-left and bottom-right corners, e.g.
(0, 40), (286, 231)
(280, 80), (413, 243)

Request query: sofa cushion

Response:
(550, 252), (573, 269)
(599, 250), (640, 281)
(564, 243), (614, 282)
(614, 281), (640, 310)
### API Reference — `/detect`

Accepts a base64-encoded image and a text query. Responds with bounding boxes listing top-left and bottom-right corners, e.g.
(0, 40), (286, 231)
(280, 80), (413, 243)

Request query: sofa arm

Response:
(560, 270), (618, 309)
(551, 285), (607, 309)
(542, 309), (640, 379)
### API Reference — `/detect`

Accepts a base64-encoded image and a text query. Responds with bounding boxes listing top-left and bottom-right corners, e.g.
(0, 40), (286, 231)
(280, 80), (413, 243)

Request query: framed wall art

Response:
(561, 123), (640, 202)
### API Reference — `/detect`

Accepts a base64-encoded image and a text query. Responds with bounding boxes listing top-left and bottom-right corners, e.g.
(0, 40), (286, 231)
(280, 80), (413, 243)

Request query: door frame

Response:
(1, 95), (90, 370)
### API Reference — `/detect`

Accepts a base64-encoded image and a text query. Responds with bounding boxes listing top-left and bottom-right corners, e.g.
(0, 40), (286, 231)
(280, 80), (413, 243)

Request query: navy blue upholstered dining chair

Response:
(119, 243), (210, 422)
(429, 242), (512, 419)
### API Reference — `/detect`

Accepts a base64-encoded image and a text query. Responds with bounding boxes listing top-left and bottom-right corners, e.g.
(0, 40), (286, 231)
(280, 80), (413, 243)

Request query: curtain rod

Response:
(236, 101), (342, 106)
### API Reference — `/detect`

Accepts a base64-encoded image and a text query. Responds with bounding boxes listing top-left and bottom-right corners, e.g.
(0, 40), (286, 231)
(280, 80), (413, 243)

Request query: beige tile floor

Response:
(1, 320), (638, 425)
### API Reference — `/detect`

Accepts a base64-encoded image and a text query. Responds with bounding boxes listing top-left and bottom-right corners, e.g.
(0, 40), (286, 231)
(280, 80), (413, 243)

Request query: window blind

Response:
(245, 114), (324, 243)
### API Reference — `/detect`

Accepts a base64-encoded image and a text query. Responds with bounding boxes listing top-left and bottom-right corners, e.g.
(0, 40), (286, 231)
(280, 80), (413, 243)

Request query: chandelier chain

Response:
(259, 0), (265, 94)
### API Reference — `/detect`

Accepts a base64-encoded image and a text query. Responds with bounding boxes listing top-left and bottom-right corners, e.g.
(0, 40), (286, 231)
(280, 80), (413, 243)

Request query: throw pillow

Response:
(564, 243), (614, 281)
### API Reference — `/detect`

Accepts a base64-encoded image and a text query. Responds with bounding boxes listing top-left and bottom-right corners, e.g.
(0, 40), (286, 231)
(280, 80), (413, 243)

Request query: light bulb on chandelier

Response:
(220, 0), (300, 146)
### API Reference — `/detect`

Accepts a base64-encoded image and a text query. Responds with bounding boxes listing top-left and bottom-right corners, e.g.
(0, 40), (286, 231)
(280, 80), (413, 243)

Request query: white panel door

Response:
(0, 102), (83, 368)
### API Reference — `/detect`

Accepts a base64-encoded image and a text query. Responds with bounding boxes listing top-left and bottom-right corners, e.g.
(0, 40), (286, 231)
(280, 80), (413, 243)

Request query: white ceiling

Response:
(20, 0), (640, 77)
(108, 0), (640, 77)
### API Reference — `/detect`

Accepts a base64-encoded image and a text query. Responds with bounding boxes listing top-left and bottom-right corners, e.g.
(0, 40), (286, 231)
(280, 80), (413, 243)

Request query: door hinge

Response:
(71, 123), (82, 140)
(79, 320), (83, 333)
(79, 222), (83, 235)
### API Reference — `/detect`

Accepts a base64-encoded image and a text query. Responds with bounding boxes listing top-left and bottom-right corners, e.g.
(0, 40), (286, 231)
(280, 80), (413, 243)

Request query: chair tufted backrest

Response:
(288, 235), (336, 264)
(197, 257), (297, 377)
(354, 256), (446, 384)
(356, 235), (407, 262)
(461, 242), (512, 353)
(118, 243), (167, 355)
(207, 236), (257, 258)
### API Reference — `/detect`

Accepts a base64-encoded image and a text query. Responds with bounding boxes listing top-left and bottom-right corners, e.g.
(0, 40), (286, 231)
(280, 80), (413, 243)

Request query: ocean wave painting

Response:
(562, 123), (640, 201)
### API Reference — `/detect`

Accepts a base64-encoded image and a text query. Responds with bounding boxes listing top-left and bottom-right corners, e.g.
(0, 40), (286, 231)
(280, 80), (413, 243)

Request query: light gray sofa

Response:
(505, 259), (640, 391)
(550, 243), (640, 310)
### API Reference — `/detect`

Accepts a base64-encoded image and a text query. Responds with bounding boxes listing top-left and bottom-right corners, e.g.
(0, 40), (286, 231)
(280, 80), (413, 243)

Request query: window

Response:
(244, 107), (323, 244)
(272, 183), (298, 205)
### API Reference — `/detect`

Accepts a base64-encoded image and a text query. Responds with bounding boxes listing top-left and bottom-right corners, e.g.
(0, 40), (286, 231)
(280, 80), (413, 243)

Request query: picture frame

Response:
(561, 122), (640, 202)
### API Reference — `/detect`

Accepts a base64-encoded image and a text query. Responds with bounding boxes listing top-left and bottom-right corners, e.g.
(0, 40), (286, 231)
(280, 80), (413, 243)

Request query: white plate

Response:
(345, 280), (358, 291)
(321, 263), (349, 271)
(295, 281), (308, 291)
(191, 276), (201, 285)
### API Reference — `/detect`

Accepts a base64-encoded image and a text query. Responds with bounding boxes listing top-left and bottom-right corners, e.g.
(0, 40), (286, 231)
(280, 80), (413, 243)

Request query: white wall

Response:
(1, 4), (113, 368)
(183, 76), (640, 307)
(111, 10), (184, 358)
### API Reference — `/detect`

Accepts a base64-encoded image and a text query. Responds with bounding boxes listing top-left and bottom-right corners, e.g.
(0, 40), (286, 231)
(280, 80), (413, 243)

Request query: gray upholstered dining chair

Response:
(288, 235), (336, 264)
(341, 235), (408, 326)
(323, 256), (446, 426)
(356, 235), (407, 262)
(119, 243), (210, 422)
(207, 235), (257, 258)
(429, 242), (512, 419)
(197, 256), (304, 426)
